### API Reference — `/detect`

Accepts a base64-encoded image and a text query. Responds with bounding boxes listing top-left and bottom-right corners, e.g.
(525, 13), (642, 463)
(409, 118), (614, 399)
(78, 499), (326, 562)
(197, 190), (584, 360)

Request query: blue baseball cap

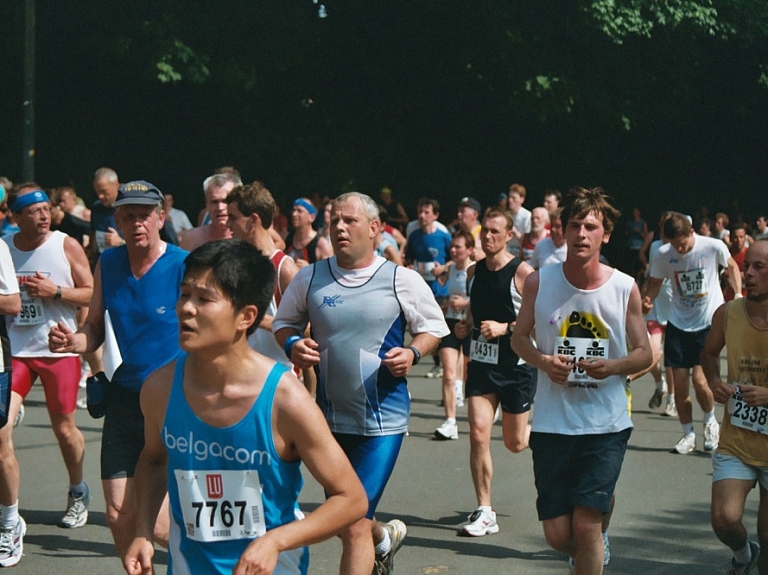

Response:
(113, 180), (164, 207)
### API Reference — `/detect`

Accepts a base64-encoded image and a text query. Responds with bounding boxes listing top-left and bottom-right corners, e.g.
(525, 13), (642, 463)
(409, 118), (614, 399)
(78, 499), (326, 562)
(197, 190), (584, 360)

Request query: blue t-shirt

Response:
(100, 244), (188, 392)
(405, 228), (451, 298)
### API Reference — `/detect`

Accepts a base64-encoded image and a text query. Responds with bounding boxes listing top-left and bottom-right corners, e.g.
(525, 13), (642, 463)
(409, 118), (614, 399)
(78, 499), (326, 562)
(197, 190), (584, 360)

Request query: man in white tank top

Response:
(0, 185), (94, 567)
(512, 187), (652, 574)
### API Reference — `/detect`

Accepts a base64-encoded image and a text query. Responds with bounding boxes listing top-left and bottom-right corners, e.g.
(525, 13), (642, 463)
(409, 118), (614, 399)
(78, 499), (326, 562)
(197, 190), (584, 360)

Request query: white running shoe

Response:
(76, 397), (88, 410)
(727, 540), (760, 575)
(373, 519), (407, 575)
(460, 507), (499, 536)
(425, 365), (443, 379)
(60, 483), (91, 528)
(455, 380), (464, 407)
(13, 404), (24, 428)
(603, 530), (610, 565)
(704, 420), (720, 452)
(0, 517), (26, 567)
(663, 401), (678, 418)
(434, 419), (458, 440)
(674, 433), (696, 454)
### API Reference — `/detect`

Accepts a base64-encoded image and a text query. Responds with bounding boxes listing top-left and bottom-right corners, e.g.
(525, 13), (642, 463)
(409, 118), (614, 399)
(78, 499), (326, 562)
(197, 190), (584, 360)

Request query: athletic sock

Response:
(0, 502), (19, 529)
(703, 410), (716, 425)
(734, 542), (753, 565)
(655, 379), (664, 392)
(682, 422), (694, 436)
(446, 418), (456, 424)
(667, 393), (675, 404)
(375, 526), (391, 556)
(69, 481), (87, 495)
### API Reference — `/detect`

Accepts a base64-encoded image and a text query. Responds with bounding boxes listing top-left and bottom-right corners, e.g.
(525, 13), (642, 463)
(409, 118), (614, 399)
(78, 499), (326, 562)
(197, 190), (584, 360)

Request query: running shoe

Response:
(434, 419), (458, 440)
(373, 519), (407, 575)
(648, 388), (664, 409)
(0, 517), (26, 567)
(704, 420), (720, 452)
(674, 433), (696, 454)
(12, 404), (24, 428)
(603, 530), (610, 565)
(727, 541), (760, 575)
(76, 397), (88, 410)
(60, 483), (91, 528)
(663, 401), (678, 418)
(425, 365), (443, 379)
(460, 507), (499, 536)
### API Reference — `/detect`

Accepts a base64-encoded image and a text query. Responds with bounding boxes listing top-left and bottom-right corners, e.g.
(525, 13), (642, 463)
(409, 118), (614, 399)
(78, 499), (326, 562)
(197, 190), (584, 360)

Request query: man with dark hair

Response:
(49, 181), (188, 559)
(124, 240), (367, 575)
(513, 186), (652, 574)
(644, 212), (742, 454)
(543, 189), (561, 214)
(725, 224), (749, 301)
(703, 239), (768, 575)
(274, 192), (448, 575)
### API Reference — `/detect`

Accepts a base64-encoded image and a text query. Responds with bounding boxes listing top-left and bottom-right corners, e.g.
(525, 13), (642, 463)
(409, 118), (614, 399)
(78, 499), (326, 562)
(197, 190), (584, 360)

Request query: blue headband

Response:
(10, 190), (49, 214)
(293, 198), (317, 217)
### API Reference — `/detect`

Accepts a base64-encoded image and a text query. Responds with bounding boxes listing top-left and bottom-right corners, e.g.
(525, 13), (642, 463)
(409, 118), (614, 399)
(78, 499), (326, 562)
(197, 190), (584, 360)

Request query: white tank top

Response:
(532, 264), (634, 434)
(445, 262), (473, 320)
(5, 231), (78, 357)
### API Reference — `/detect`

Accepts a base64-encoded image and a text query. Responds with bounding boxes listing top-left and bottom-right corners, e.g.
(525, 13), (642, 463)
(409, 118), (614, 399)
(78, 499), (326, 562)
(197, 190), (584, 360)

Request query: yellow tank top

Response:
(718, 299), (768, 466)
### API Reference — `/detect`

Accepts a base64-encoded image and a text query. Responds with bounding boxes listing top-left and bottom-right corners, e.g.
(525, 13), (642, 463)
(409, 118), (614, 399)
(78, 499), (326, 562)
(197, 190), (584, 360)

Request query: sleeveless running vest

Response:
(717, 299), (768, 467)
(285, 232), (320, 264)
(6, 231), (78, 357)
(100, 244), (187, 391)
(469, 257), (523, 370)
(165, 356), (307, 575)
(248, 251), (293, 368)
(307, 259), (409, 435)
(532, 264), (634, 435)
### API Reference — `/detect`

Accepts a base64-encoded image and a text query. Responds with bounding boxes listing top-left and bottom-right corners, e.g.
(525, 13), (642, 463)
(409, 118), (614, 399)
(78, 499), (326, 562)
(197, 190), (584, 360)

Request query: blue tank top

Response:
(165, 356), (308, 575)
(100, 244), (187, 391)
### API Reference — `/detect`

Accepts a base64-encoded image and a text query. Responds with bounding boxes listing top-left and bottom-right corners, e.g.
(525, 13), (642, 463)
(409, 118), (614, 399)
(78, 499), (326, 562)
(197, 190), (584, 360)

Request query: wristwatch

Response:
(54, 285), (62, 300)
(407, 346), (421, 365)
(507, 322), (514, 335)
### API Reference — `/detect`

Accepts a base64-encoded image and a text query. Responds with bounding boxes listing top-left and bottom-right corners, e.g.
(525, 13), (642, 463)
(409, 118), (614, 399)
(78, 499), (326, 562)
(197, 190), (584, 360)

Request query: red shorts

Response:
(12, 356), (81, 415)
(646, 320), (666, 337)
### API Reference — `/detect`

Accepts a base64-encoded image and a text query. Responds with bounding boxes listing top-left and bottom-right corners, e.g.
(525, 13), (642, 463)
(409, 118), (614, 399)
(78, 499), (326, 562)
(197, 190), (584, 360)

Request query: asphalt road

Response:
(11, 360), (748, 574)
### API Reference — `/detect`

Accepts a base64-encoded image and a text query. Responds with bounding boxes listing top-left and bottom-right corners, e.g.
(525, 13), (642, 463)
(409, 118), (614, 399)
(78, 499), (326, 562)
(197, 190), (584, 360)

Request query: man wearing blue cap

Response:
(0, 182), (92, 566)
(49, 180), (188, 560)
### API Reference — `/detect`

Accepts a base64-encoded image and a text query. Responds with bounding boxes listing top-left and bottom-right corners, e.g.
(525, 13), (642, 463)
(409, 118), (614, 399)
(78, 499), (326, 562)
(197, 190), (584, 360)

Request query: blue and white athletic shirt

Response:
(164, 356), (308, 575)
(100, 244), (187, 392)
(273, 256), (449, 436)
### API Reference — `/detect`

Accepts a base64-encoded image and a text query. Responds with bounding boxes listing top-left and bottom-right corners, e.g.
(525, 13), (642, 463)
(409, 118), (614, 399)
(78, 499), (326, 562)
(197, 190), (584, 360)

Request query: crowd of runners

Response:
(0, 169), (766, 575)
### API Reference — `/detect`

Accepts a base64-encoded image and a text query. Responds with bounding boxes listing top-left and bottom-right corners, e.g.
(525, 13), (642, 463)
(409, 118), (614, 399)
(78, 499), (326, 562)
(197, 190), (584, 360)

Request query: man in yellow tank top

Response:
(702, 239), (768, 574)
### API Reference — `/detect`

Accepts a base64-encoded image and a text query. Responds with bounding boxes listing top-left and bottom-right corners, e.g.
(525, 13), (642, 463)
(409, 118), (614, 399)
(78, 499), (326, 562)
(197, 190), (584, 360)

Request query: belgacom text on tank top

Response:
(554, 311), (610, 389)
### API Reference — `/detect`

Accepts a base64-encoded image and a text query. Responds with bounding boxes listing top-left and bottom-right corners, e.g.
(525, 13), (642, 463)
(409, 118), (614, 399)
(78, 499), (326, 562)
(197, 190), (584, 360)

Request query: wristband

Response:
(407, 345), (421, 365)
(283, 335), (302, 359)
(54, 285), (62, 300)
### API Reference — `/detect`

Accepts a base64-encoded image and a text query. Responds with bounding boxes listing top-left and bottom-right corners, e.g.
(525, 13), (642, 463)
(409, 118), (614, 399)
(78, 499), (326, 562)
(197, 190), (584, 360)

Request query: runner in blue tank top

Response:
(123, 240), (366, 575)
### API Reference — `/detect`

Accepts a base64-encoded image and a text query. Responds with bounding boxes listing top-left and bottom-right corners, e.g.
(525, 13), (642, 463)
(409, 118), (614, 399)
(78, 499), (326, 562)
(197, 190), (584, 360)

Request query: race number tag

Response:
(728, 384), (768, 435)
(674, 268), (708, 298)
(445, 307), (467, 321)
(555, 336), (610, 385)
(470, 329), (498, 365)
(17, 293), (45, 325)
(416, 261), (436, 282)
(175, 469), (266, 542)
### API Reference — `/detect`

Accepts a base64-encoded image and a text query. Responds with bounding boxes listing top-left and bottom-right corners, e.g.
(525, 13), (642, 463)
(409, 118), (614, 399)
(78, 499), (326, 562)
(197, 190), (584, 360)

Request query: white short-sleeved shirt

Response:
(530, 237), (566, 269)
(650, 234), (730, 331)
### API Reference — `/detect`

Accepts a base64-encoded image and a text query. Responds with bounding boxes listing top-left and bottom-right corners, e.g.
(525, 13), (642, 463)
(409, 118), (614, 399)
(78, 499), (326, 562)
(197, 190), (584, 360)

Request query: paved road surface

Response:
(11, 361), (748, 574)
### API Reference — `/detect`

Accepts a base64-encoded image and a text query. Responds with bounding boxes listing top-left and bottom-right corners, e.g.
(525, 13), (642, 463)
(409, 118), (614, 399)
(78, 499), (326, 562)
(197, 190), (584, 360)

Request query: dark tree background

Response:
(1, 1), (767, 235)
